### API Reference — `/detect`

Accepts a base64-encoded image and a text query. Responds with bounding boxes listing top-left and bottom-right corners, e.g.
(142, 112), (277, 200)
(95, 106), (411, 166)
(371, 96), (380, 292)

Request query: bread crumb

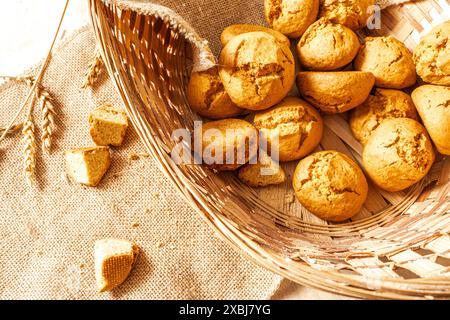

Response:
(62, 171), (72, 184)
(128, 153), (139, 161)
(131, 222), (140, 228)
(128, 152), (150, 161)
(152, 192), (160, 199)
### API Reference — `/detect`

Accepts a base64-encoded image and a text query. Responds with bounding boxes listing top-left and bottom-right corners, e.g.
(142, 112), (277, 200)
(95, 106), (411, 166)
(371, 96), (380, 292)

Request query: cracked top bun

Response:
(349, 89), (419, 145)
(264, 0), (319, 38)
(253, 96), (323, 162)
(318, 0), (375, 31)
(363, 118), (435, 192)
(413, 20), (450, 86)
(187, 67), (243, 119)
(293, 150), (368, 222)
(219, 32), (295, 111)
(412, 85), (450, 155)
(354, 36), (417, 89)
(297, 18), (360, 71)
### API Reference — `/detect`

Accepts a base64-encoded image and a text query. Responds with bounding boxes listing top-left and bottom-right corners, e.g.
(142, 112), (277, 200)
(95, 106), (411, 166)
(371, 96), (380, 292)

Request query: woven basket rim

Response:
(88, 0), (450, 299)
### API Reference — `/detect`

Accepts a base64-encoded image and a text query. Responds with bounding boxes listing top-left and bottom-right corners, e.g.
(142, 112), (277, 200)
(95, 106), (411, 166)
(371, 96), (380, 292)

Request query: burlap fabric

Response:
(0, 26), (283, 299)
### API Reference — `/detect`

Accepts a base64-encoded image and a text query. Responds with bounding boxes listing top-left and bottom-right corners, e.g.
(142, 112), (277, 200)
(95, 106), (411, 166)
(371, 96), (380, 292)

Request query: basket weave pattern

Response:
(89, 0), (450, 299)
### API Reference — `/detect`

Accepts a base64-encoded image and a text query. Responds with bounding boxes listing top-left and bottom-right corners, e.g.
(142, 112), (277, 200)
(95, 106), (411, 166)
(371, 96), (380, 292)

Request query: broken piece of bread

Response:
(89, 104), (129, 146)
(94, 239), (139, 292)
(238, 152), (286, 187)
(65, 146), (111, 187)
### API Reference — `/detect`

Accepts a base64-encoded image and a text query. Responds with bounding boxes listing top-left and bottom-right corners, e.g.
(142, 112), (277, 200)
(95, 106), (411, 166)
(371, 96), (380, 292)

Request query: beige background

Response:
(0, 0), (350, 300)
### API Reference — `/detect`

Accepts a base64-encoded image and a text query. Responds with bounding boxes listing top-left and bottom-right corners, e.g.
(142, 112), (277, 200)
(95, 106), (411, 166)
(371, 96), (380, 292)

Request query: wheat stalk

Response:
(82, 50), (103, 89)
(22, 100), (36, 187)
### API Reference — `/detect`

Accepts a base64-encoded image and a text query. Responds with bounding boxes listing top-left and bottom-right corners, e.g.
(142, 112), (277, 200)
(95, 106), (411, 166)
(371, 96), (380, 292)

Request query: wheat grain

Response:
(82, 50), (103, 89)
(22, 102), (36, 187)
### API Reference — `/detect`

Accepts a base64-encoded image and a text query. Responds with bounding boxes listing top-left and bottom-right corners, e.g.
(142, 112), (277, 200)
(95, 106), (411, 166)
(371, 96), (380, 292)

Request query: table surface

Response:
(0, 0), (348, 300)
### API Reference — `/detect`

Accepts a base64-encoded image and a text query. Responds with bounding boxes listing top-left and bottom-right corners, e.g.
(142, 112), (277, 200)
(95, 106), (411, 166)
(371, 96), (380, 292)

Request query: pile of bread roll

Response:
(186, 0), (450, 222)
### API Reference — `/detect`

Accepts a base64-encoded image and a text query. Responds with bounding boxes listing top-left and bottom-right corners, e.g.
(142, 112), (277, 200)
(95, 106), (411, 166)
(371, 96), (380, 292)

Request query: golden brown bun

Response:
(354, 36), (417, 89)
(363, 118), (435, 192)
(196, 119), (258, 171)
(412, 85), (450, 155)
(350, 89), (419, 145)
(318, 0), (375, 30)
(187, 68), (243, 119)
(238, 151), (286, 187)
(293, 150), (368, 222)
(254, 96), (323, 162)
(219, 32), (295, 111)
(413, 21), (450, 86)
(221, 24), (290, 48)
(296, 71), (375, 113)
(297, 18), (360, 71)
(265, 0), (319, 38)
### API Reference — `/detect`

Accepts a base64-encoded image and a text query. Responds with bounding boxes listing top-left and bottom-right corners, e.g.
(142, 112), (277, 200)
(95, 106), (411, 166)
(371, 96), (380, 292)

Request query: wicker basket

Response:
(88, 0), (450, 299)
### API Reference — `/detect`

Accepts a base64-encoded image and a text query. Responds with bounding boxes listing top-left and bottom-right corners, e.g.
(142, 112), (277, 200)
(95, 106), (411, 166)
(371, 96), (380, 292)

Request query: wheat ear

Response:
(23, 77), (56, 152)
(22, 101), (37, 187)
(36, 85), (56, 153)
(82, 50), (103, 89)
(0, 76), (56, 148)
